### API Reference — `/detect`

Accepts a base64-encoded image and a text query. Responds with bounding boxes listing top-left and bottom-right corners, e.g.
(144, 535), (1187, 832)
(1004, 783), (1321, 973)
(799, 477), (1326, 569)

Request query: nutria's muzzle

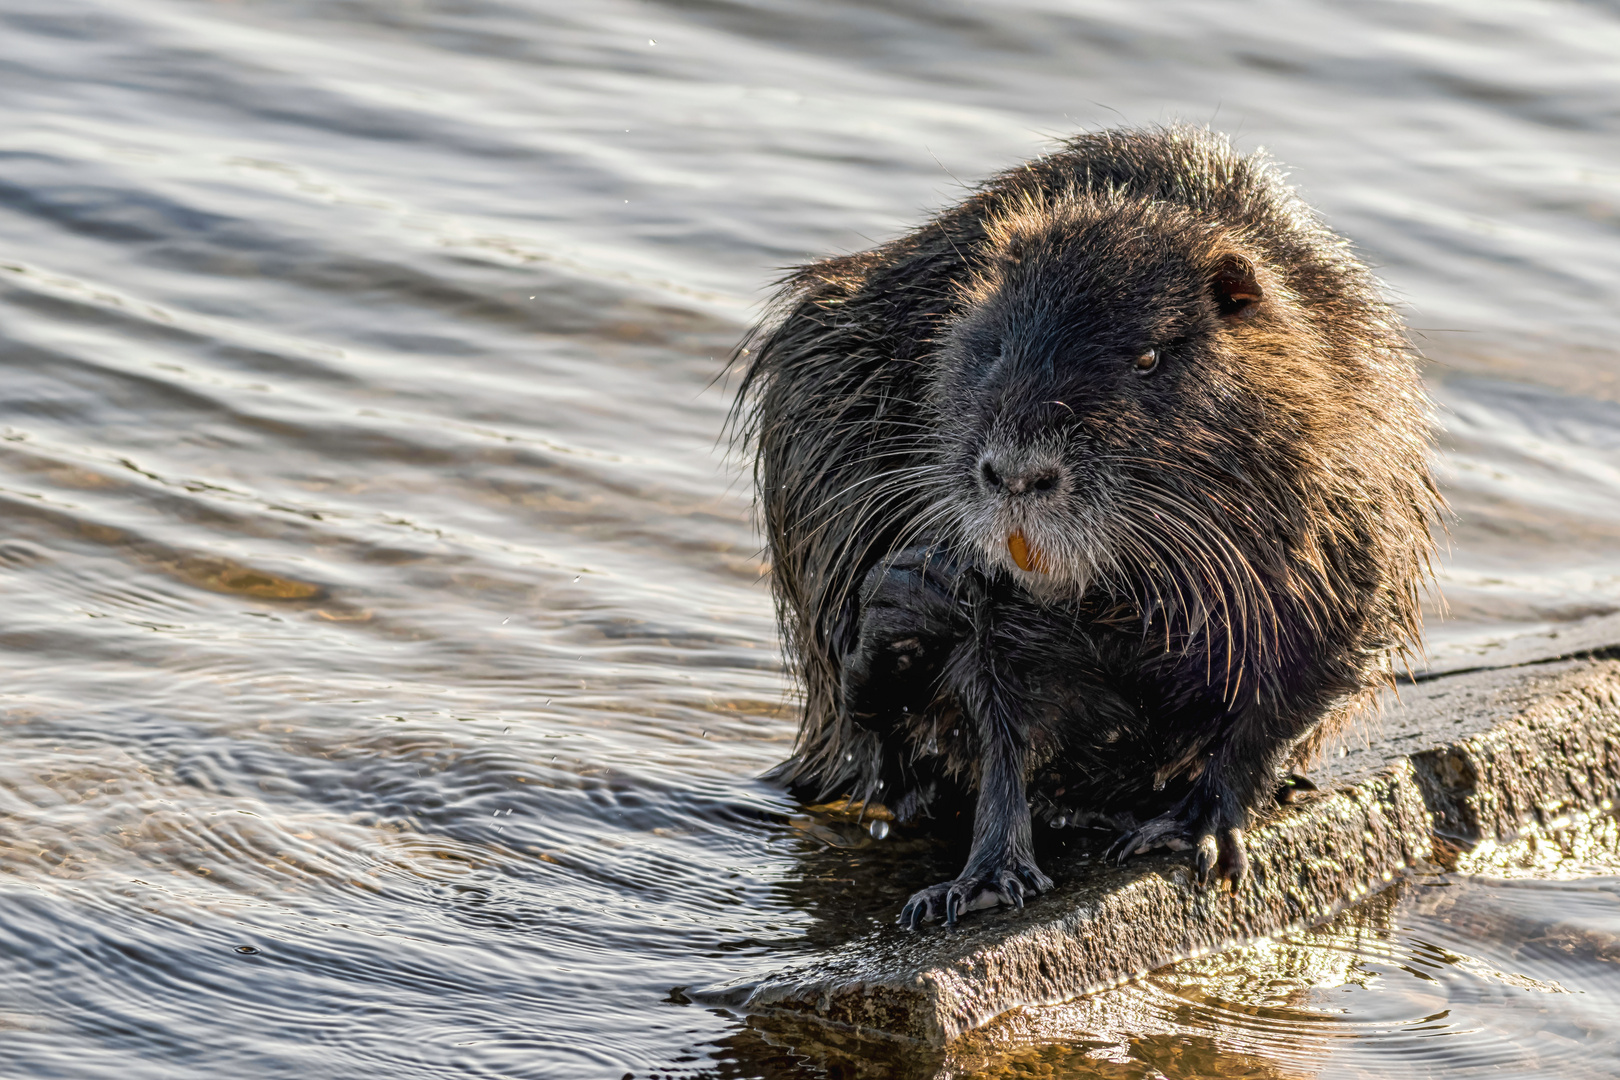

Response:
(978, 448), (1064, 500)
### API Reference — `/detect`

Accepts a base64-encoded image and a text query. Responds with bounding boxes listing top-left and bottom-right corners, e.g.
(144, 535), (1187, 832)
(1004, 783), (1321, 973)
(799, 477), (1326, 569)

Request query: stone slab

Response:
(705, 629), (1620, 1046)
(1415, 609), (1620, 679)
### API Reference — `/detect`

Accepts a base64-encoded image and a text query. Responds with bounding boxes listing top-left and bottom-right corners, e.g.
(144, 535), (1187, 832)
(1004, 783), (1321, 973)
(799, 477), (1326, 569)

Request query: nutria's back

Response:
(734, 126), (1439, 916)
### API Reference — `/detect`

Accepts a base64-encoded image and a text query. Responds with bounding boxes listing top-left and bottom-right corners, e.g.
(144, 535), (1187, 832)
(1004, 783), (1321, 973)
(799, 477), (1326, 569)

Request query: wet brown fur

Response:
(733, 126), (1441, 922)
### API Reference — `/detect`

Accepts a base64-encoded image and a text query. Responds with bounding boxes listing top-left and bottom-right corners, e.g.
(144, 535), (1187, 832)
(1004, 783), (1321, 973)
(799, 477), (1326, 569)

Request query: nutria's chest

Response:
(1023, 642), (1226, 809)
(900, 599), (1233, 811)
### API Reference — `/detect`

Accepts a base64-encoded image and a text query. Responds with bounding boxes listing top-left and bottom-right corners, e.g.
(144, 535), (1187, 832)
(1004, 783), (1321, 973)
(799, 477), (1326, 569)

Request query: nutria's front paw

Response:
(1105, 799), (1248, 889)
(855, 546), (972, 641)
(898, 859), (1052, 929)
(841, 546), (972, 719)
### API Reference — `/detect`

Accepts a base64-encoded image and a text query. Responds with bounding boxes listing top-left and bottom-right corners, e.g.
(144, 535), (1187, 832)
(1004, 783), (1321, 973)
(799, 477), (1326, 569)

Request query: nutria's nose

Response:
(979, 453), (1061, 497)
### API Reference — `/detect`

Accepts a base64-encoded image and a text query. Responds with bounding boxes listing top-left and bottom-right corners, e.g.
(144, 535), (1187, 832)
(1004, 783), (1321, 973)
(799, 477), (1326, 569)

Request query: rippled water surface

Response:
(3, 1), (1620, 1077)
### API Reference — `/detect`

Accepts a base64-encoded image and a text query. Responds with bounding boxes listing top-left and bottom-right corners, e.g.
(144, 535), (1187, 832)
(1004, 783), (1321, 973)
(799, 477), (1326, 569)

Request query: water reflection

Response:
(729, 859), (1620, 1080)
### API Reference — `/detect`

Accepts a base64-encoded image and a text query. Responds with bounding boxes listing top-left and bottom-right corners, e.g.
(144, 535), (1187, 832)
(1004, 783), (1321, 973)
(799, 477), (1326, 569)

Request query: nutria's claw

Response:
(898, 862), (1052, 929)
(1275, 772), (1318, 805)
(1107, 814), (1248, 890)
(1194, 827), (1247, 887)
(1103, 814), (1185, 864)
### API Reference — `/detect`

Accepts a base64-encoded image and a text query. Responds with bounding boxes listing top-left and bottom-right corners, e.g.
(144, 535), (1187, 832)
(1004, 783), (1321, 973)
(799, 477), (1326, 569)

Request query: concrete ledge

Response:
(708, 633), (1620, 1046)
(1411, 671), (1620, 844)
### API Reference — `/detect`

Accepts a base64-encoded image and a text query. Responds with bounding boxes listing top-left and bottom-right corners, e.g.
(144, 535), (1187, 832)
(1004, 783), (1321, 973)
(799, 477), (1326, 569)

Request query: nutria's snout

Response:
(977, 447), (1064, 499)
(980, 447), (1063, 576)
(961, 434), (1090, 587)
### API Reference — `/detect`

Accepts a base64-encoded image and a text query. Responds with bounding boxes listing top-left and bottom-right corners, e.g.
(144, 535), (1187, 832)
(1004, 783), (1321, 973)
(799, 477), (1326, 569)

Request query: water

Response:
(1, 1), (1618, 1076)
(941, 866), (1620, 1079)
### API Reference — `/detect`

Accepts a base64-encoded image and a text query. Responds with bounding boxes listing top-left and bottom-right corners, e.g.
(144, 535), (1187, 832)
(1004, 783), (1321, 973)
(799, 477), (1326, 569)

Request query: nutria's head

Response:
(931, 193), (1327, 613)
(738, 128), (1440, 772)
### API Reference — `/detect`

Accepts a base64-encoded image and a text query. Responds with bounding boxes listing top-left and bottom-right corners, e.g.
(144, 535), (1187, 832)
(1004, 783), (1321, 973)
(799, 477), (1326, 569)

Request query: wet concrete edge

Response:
(711, 633), (1620, 1046)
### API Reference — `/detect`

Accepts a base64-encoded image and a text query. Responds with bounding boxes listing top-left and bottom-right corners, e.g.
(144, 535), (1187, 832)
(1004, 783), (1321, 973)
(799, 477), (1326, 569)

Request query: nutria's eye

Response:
(1134, 348), (1159, 373)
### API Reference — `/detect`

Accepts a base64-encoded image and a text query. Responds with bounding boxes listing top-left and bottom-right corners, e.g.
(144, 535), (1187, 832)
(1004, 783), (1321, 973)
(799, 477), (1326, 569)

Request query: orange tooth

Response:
(1008, 532), (1049, 574)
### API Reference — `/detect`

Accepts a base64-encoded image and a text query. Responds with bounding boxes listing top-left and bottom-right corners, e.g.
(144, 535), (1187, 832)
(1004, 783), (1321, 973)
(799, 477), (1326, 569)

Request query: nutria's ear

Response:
(1213, 254), (1263, 318)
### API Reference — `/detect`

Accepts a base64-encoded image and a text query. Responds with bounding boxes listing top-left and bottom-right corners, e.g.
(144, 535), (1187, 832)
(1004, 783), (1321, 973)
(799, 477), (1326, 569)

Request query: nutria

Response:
(734, 126), (1440, 928)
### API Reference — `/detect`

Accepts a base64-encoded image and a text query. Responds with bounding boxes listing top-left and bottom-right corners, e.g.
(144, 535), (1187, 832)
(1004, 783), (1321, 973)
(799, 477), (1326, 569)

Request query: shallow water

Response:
(1, 1), (1619, 1077)
(941, 863), (1620, 1080)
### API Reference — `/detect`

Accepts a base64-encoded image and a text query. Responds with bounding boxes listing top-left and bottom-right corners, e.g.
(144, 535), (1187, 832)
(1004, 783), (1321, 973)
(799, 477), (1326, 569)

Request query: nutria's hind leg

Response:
(1106, 709), (1320, 888)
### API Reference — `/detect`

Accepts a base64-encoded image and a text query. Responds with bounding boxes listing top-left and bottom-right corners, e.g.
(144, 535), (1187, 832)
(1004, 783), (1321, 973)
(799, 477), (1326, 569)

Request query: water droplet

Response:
(869, 820), (889, 840)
